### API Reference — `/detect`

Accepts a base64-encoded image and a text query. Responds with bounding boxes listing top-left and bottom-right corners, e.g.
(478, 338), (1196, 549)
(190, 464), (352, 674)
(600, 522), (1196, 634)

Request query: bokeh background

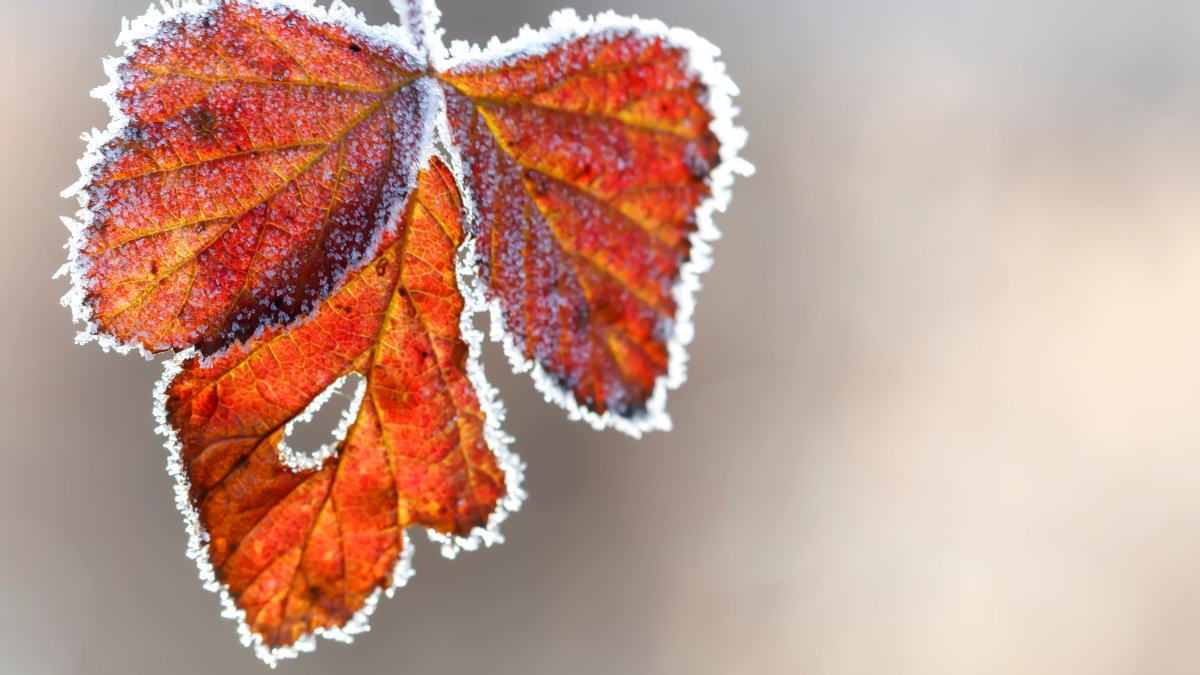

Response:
(5, 0), (1200, 673)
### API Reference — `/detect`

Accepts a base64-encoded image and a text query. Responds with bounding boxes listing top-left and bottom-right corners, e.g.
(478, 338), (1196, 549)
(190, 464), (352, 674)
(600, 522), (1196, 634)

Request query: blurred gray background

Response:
(6, 0), (1200, 673)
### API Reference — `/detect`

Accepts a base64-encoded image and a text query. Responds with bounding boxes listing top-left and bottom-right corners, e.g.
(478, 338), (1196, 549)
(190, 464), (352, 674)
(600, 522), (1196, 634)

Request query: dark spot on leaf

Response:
(684, 149), (713, 180)
(375, 259), (389, 277)
(349, 43), (361, 53)
(550, 371), (572, 390)
(448, 342), (467, 369)
(572, 304), (590, 331)
(150, 260), (158, 276)
(185, 106), (218, 142)
(592, 297), (619, 323)
(613, 399), (637, 418)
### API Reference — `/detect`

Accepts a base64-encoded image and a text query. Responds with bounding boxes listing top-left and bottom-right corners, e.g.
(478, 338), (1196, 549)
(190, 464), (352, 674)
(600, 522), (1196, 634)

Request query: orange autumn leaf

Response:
(65, 0), (435, 355)
(440, 18), (737, 432)
(159, 158), (517, 659)
(64, 0), (749, 664)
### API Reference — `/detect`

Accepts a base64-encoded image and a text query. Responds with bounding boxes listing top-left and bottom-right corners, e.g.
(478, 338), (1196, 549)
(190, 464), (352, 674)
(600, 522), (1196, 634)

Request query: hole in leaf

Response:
(277, 372), (366, 471)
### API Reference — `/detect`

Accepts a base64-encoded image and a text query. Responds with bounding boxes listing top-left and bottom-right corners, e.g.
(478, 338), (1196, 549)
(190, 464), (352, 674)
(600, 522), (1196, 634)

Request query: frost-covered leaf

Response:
(439, 11), (749, 434)
(159, 158), (519, 662)
(65, 0), (435, 355)
(65, 0), (748, 664)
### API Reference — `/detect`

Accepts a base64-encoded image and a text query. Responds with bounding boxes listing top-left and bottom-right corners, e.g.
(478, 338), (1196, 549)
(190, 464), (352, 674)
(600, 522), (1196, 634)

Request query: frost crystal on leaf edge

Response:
(276, 372), (368, 472)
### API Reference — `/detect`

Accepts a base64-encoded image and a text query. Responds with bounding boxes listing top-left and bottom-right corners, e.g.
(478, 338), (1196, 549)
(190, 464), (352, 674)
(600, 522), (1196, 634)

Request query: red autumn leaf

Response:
(65, 0), (747, 664)
(159, 157), (517, 660)
(64, 0), (435, 355)
(439, 13), (746, 432)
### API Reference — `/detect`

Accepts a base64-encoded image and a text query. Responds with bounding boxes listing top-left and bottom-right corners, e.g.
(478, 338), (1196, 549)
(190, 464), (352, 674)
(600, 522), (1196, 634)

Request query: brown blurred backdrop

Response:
(6, 0), (1200, 673)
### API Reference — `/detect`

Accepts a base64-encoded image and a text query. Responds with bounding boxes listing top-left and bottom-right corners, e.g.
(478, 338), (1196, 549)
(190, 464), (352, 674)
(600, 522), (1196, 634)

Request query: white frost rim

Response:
(390, 0), (441, 63)
(437, 9), (753, 438)
(276, 372), (367, 472)
(58, 0), (433, 360)
(427, 231), (527, 560)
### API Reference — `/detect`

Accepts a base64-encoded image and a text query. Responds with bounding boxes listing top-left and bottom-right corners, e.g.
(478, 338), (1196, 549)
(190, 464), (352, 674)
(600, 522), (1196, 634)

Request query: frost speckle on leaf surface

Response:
(439, 9), (752, 436)
(65, 0), (748, 664)
(62, 0), (435, 358)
